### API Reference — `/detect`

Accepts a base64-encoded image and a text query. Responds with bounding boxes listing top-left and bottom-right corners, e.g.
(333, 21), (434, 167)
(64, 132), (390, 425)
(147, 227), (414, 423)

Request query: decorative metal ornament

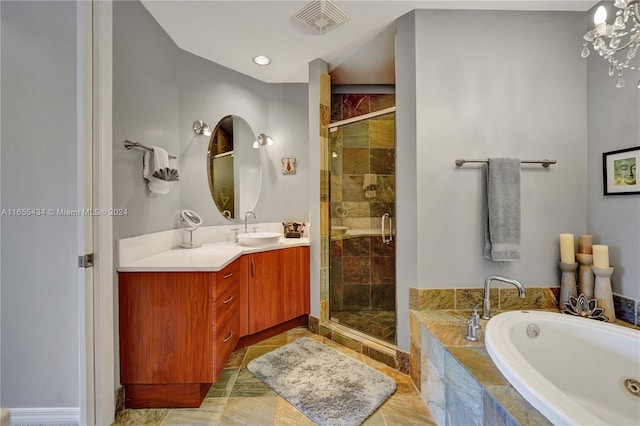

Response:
(561, 293), (609, 321)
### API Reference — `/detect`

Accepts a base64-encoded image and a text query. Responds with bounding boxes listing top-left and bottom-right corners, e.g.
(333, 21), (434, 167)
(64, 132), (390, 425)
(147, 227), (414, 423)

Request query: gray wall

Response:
(113, 0), (181, 240)
(586, 2), (640, 300)
(114, 1), (309, 239)
(1, 0), (80, 408)
(395, 9), (587, 349)
(177, 51), (309, 226)
(395, 12), (418, 352)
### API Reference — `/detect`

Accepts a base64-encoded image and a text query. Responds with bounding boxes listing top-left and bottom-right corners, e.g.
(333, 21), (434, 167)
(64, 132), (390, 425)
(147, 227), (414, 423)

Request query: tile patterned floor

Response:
(113, 327), (434, 426)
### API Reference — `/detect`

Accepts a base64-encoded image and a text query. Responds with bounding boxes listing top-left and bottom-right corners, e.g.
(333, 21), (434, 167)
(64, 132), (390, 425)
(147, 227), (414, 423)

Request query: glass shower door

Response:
(328, 107), (396, 344)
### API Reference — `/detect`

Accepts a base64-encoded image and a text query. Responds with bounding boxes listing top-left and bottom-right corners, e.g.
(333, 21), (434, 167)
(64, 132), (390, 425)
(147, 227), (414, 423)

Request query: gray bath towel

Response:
(484, 158), (521, 261)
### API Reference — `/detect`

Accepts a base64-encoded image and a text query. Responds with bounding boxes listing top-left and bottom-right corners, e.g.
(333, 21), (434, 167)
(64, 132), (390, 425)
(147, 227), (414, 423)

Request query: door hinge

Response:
(78, 253), (94, 268)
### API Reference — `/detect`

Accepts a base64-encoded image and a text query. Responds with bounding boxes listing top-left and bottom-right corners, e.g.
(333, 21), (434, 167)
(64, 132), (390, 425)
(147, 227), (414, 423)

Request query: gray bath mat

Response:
(247, 337), (396, 426)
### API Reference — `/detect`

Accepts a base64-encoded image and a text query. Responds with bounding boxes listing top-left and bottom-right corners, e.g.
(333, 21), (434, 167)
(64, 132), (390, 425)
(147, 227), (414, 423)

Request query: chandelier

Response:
(581, 0), (640, 89)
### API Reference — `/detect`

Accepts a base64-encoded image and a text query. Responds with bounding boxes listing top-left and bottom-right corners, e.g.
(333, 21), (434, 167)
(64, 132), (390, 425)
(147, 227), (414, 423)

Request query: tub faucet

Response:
(481, 275), (525, 320)
(244, 210), (256, 233)
(464, 304), (481, 342)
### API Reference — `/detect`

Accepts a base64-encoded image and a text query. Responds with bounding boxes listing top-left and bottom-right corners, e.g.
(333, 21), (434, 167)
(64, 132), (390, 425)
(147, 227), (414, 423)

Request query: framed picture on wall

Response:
(603, 146), (639, 196)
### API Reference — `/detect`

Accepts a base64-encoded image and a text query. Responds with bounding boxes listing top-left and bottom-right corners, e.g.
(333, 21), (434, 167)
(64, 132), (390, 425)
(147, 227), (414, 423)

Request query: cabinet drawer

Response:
(214, 261), (239, 300)
(212, 305), (239, 379)
(213, 311), (239, 352)
(214, 283), (238, 322)
(214, 278), (238, 319)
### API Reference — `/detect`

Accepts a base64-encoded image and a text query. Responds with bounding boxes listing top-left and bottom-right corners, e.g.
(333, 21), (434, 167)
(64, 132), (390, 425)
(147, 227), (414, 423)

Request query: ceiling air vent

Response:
(294, 0), (349, 34)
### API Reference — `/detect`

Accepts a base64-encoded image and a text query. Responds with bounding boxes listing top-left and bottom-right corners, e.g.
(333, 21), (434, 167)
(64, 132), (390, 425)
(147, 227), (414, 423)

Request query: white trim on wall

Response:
(9, 407), (79, 426)
(0, 0), (4, 406)
(77, 1), (94, 424)
(92, 0), (115, 424)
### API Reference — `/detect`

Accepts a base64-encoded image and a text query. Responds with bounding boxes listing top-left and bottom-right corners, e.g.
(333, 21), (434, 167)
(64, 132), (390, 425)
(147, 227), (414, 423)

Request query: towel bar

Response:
(124, 140), (177, 159)
(455, 158), (555, 168)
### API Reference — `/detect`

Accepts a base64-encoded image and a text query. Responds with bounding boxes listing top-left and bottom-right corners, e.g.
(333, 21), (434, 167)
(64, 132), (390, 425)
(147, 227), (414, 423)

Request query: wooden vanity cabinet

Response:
(118, 260), (240, 408)
(118, 245), (310, 408)
(247, 246), (310, 334)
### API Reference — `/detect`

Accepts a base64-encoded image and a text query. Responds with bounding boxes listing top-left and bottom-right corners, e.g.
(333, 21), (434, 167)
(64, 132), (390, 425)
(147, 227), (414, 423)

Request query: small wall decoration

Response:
(282, 158), (297, 175)
(603, 146), (639, 196)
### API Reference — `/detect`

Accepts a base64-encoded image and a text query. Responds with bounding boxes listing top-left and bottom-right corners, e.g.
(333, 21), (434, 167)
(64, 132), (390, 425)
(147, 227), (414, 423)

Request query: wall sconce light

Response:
(252, 133), (274, 149)
(193, 120), (212, 136)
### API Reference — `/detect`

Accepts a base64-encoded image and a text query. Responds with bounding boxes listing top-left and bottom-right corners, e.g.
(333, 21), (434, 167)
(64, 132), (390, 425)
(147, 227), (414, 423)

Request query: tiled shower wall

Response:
(331, 236), (396, 311)
(329, 93), (396, 312)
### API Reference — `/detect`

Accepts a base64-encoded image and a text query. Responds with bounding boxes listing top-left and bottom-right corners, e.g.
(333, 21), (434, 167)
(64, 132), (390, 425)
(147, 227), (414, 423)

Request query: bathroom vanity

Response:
(117, 235), (309, 408)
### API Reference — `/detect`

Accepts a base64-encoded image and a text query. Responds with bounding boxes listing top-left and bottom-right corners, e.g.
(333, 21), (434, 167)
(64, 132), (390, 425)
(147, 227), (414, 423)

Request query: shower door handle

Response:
(381, 213), (393, 245)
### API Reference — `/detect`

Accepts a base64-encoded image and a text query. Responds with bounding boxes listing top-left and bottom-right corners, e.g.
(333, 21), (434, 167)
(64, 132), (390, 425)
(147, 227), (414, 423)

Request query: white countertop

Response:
(117, 237), (309, 272)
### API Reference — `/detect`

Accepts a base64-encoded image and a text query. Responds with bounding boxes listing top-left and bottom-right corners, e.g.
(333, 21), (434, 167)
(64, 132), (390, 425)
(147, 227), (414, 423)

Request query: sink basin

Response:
(237, 232), (282, 247)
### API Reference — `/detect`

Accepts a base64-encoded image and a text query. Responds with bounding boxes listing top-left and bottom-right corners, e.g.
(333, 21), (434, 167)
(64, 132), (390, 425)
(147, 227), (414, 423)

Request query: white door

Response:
(79, 1), (115, 424)
(87, 1), (116, 425)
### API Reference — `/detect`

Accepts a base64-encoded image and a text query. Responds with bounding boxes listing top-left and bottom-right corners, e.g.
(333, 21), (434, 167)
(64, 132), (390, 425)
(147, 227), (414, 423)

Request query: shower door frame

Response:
(326, 106), (397, 346)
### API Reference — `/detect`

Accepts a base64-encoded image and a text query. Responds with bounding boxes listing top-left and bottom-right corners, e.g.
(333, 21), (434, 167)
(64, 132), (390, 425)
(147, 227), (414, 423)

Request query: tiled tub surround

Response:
(409, 286), (640, 426)
(408, 287), (560, 425)
(410, 310), (552, 426)
(613, 293), (640, 326)
(409, 287), (640, 327)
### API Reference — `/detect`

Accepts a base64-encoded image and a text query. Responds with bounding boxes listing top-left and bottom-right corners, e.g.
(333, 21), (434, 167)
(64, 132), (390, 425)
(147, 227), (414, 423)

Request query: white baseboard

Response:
(9, 408), (79, 426)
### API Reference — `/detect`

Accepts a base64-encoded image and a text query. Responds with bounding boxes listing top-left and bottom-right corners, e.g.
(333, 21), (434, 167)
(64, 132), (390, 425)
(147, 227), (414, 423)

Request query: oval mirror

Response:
(207, 115), (262, 220)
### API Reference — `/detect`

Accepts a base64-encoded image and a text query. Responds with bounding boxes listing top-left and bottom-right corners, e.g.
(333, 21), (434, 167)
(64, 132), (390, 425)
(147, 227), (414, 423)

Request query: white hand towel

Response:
(143, 146), (171, 194)
(484, 158), (521, 261)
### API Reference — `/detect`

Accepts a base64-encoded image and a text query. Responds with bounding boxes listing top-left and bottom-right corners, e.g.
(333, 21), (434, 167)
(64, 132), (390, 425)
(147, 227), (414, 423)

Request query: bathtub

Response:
(485, 310), (640, 426)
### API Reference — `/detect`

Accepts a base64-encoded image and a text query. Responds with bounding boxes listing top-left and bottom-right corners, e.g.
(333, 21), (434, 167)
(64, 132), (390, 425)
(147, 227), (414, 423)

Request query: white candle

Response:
(560, 234), (575, 264)
(593, 245), (609, 268)
(578, 234), (593, 254)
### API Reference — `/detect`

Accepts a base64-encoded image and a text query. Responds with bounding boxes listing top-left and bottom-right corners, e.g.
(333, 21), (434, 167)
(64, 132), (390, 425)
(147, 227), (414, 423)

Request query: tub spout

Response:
(481, 275), (525, 320)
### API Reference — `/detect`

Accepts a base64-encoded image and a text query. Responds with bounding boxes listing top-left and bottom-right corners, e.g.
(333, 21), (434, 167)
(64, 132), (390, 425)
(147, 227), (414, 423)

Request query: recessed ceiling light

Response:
(253, 55), (271, 66)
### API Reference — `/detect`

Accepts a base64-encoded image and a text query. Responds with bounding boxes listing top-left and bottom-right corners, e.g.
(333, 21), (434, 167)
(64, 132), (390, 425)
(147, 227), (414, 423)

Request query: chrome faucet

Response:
(464, 304), (481, 342)
(481, 275), (525, 320)
(244, 210), (256, 233)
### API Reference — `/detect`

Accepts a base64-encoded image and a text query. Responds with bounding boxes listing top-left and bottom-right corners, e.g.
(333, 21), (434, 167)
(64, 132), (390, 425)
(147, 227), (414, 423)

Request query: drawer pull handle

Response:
(223, 331), (233, 342)
(223, 295), (234, 304)
(223, 272), (233, 279)
(251, 259), (255, 277)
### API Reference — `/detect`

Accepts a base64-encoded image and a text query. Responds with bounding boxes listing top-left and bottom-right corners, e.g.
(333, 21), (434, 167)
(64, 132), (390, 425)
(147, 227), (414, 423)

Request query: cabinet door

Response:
(248, 250), (283, 334)
(119, 272), (214, 384)
(282, 246), (310, 320)
(237, 255), (249, 337)
(248, 247), (310, 334)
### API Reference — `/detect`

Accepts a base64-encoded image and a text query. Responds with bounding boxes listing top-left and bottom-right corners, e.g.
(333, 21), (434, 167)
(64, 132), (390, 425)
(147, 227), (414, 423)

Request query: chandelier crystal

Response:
(582, 0), (640, 89)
